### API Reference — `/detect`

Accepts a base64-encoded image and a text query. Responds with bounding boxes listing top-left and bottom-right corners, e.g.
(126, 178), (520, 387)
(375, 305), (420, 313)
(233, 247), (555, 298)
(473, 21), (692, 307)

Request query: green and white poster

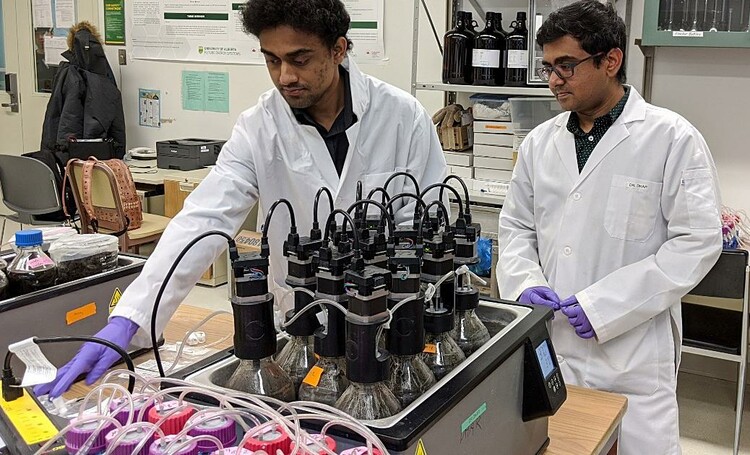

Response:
(104, 0), (125, 45)
(126, 0), (384, 63)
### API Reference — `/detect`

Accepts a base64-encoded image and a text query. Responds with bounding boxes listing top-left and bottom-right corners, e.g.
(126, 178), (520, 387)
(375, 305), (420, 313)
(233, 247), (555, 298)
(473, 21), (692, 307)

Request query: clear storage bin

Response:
(509, 97), (563, 132)
(469, 94), (512, 121)
(49, 234), (119, 283)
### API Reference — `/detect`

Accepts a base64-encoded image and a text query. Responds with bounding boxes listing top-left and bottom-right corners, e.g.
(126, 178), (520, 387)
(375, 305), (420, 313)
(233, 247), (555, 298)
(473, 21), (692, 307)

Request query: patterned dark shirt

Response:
(567, 86), (631, 172)
(293, 66), (357, 176)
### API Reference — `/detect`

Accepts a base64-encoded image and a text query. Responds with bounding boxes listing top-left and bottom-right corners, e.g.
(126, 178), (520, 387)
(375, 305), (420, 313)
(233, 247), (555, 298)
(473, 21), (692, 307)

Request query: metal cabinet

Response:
(642, 0), (750, 47)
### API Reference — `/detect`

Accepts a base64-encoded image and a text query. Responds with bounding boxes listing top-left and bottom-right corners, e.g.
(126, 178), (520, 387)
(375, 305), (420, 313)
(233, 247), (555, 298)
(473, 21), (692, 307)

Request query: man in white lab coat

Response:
(497, 1), (722, 453)
(36, 0), (447, 397)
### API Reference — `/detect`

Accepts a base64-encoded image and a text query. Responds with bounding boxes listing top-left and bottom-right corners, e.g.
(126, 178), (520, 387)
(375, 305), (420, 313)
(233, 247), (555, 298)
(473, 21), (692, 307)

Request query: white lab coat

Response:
(112, 57), (447, 347)
(497, 87), (722, 455)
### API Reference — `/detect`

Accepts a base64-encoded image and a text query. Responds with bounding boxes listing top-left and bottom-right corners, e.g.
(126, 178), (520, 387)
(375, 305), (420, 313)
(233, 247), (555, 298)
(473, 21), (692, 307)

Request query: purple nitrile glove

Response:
(519, 286), (562, 311)
(34, 317), (139, 398)
(560, 296), (596, 339)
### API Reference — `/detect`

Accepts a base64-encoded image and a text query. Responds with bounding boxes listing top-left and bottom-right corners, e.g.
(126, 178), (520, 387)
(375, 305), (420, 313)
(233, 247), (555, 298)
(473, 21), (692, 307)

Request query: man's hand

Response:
(34, 317), (139, 398)
(519, 286), (562, 311)
(560, 296), (596, 339)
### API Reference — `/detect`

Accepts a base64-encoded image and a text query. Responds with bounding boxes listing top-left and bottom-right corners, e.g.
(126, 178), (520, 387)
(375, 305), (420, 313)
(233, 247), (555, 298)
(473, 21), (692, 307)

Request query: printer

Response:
(156, 138), (226, 171)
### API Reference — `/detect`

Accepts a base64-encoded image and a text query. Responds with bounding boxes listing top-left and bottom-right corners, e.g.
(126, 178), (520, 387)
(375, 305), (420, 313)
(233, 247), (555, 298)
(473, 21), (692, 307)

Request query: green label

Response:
(350, 21), (378, 29)
(103, 0), (125, 45)
(231, 3), (245, 10)
(164, 13), (229, 20)
(461, 402), (487, 433)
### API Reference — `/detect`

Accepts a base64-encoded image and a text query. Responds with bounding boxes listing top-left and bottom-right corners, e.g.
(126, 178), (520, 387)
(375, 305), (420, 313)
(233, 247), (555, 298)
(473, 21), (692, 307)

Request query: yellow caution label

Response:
(0, 381), (59, 445)
(109, 287), (123, 314)
(66, 302), (97, 325)
(415, 439), (428, 455)
(302, 365), (324, 388)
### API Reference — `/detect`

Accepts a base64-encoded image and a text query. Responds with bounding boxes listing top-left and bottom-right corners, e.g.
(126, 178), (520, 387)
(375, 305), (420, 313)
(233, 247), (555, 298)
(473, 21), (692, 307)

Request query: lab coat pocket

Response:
(682, 168), (720, 229)
(604, 175), (663, 242)
(587, 320), (660, 395)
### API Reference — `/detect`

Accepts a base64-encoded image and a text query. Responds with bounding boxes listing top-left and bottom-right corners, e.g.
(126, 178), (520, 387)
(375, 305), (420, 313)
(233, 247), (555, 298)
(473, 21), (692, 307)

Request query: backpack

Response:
(22, 150), (77, 221)
(64, 157), (142, 235)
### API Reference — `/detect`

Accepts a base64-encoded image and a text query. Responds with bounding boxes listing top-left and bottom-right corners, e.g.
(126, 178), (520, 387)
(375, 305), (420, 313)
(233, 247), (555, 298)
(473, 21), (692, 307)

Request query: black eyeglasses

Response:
(536, 52), (606, 81)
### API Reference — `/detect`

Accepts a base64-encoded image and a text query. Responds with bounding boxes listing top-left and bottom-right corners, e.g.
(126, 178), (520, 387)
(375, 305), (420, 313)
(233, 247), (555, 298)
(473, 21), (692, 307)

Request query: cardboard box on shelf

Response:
(438, 124), (474, 151)
(235, 230), (262, 254)
(474, 144), (514, 159)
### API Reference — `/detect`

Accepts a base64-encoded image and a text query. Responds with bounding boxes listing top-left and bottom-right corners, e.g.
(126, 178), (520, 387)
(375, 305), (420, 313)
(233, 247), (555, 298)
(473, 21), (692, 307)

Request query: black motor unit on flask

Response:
(385, 198), (436, 408)
(334, 255), (401, 420)
(276, 230), (323, 395)
(418, 184), (468, 381)
(298, 208), (356, 407)
(442, 176), (491, 356)
(223, 242), (295, 401)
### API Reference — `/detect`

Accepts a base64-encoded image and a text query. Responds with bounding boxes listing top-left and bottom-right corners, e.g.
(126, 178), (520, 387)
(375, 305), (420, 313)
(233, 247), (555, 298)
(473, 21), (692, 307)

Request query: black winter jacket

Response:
(40, 24), (126, 158)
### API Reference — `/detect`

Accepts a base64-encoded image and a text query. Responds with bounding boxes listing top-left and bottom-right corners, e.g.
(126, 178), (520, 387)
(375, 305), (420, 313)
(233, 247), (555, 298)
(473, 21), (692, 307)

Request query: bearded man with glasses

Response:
(497, 1), (722, 454)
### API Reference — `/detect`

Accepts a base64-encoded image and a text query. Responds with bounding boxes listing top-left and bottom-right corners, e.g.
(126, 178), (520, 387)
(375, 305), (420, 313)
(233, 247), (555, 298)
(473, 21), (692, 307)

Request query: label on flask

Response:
(423, 344), (437, 354)
(507, 50), (529, 69)
(472, 49), (502, 68)
(28, 256), (54, 269)
(303, 365), (324, 387)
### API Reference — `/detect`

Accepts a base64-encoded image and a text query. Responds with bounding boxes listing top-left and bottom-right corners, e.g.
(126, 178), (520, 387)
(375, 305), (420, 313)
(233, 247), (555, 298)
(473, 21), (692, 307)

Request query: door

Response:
(0, 0), (23, 154)
(0, 0), (95, 154)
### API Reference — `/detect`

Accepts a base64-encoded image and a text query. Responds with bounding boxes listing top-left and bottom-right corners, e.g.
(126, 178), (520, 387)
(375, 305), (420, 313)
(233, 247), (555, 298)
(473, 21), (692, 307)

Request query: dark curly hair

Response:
(536, 0), (627, 83)
(241, 0), (353, 50)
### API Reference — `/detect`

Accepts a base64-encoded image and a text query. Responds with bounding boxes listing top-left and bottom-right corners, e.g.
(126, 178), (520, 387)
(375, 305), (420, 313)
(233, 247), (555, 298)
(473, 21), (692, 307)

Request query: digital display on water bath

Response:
(535, 340), (555, 379)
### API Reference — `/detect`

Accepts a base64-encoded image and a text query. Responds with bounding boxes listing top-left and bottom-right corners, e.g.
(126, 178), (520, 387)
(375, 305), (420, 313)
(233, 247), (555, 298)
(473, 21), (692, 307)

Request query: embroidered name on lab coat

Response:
(626, 182), (649, 190)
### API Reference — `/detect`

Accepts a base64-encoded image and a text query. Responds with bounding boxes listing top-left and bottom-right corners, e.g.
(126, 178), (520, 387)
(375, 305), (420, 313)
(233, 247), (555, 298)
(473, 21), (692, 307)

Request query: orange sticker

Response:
(485, 124), (509, 130)
(66, 302), (97, 325)
(303, 366), (324, 388)
(423, 344), (437, 354)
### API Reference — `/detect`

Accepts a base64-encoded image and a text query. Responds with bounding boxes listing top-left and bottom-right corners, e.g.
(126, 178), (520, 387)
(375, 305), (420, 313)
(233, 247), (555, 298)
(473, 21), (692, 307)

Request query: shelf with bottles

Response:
(429, 0), (565, 94)
(642, 0), (750, 46)
(415, 82), (551, 96)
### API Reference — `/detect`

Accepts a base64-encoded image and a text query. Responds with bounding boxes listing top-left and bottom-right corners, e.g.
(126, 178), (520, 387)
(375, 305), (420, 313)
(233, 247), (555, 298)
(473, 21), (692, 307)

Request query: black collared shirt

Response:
(567, 86), (631, 172)
(292, 66), (357, 176)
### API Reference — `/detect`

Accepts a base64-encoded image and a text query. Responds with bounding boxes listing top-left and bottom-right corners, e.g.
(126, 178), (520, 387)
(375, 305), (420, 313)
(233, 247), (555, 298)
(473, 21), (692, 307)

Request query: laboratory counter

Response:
(67, 304), (627, 455)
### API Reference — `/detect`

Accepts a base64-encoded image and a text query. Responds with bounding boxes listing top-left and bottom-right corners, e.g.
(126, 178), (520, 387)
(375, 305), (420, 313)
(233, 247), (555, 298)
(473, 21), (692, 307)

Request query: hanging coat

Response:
(497, 87), (722, 455)
(111, 57), (447, 346)
(40, 22), (126, 158)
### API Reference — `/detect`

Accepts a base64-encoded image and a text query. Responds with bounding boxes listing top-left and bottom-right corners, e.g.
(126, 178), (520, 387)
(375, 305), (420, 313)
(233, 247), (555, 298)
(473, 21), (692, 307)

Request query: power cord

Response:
(2, 336), (135, 401)
(150, 231), (239, 378)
